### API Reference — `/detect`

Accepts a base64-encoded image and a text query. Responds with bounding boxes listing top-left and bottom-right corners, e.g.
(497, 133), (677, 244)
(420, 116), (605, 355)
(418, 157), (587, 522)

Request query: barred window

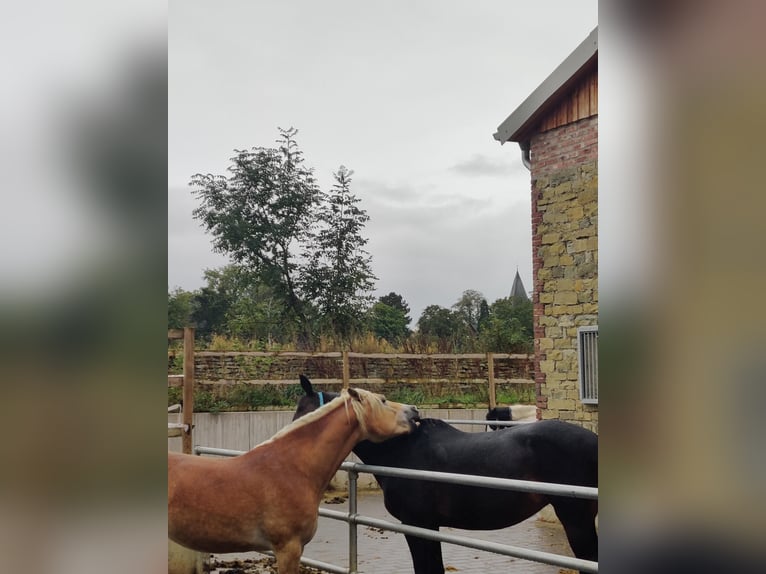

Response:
(578, 326), (598, 404)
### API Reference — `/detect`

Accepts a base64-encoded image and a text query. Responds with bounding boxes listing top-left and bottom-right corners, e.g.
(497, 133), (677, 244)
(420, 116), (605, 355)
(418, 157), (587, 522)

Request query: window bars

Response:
(578, 326), (598, 404)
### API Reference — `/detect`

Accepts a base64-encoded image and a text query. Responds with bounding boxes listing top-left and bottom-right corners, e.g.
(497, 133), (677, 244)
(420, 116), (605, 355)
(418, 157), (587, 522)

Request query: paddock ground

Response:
(210, 490), (576, 574)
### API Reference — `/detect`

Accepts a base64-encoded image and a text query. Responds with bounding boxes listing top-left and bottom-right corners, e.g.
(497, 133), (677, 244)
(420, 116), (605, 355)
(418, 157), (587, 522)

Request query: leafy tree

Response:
(452, 289), (486, 335)
(225, 281), (289, 345)
(379, 292), (412, 326)
(168, 288), (195, 329)
(478, 296), (534, 353)
(303, 166), (376, 341)
(417, 305), (459, 340)
(478, 298), (490, 333)
(368, 302), (410, 343)
(192, 130), (377, 347)
(206, 265), (291, 344)
(190, 266), (248, 339)
(182, 264), (301, 344)
(191, 285), (229, 339)
(191, 128), (320, 345)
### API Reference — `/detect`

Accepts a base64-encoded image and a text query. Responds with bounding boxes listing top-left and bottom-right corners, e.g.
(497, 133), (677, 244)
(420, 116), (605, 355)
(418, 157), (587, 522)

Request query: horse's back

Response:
(372, 419), (596, 530)
(500, 420), (598, 486)
(420, 419), (597, 486)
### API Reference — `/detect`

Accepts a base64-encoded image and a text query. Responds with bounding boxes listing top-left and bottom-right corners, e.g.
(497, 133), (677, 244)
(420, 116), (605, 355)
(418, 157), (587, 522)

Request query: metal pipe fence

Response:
(194, 444), (598, 573)
(441, 418), (534, 428)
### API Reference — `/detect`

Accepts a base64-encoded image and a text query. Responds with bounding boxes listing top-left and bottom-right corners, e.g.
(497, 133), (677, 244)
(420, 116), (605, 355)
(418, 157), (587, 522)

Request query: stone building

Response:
(493, 28), (598, 432)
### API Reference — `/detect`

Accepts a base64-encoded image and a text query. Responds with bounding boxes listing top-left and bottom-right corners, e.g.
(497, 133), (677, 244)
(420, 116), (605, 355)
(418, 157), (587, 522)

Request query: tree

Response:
(192, 130), (378, 347)
(379, 292), (412, 326)
(368, 302), (410, 344)
(191, 128), (320, 345)
(452, 289), (487, 335)
(369, 292), (411, 343)
(478, 298), (490, 333)
(189, 266), (248, 339)
(303, 166), (376, 341)
(417, 305), (459, 339)
(168, 288), (194, 329)
(225, 281), (288, 345)
(416, 305), (465, 352)
(199, 264), (290, 344)
(478, 296), (534, 353)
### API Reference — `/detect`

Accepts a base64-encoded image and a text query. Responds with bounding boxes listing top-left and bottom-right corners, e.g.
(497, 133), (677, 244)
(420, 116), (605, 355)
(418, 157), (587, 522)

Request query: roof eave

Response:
(493, 27), (598, 145)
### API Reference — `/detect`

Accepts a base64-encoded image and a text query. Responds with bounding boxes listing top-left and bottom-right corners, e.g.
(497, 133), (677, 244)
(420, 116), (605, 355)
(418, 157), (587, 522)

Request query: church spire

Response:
(510, 268), (529, 302)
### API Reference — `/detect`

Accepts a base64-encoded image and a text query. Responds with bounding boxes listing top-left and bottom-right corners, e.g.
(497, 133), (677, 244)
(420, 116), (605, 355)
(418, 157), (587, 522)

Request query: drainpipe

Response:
(519, 141), (531, 171)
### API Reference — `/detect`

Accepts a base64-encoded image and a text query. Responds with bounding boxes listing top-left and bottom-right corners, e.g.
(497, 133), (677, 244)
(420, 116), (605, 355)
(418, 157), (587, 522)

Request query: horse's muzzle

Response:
(407, 406), (421, 430)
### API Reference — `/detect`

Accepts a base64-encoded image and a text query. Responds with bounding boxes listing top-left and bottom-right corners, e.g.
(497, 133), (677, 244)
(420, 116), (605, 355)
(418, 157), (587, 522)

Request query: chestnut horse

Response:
(168, 387), (419, 574)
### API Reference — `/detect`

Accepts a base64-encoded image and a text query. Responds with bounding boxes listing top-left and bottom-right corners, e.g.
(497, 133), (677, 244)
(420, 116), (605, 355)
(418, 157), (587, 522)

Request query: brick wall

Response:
(532, 115), (598, 177)
(530, 115), (598, 432)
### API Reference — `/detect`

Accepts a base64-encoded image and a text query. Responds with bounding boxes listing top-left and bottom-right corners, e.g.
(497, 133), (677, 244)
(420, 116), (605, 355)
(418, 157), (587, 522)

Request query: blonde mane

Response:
(345, 387), (388, 435)
(257, 388), (385, 447)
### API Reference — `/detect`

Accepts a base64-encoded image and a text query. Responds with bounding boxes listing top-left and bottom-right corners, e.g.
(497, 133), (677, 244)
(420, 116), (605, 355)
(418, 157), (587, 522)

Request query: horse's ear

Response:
(347, 387), (362, 402)
(299, 374), (313, 395)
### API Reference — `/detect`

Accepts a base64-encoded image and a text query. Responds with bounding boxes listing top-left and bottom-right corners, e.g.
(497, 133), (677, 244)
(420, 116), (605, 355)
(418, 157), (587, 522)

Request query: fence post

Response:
(487, 352), (496, 410)
(182, 327), (195, 455)
(342, 350), (350, 389)
(348, 468), (358, 574)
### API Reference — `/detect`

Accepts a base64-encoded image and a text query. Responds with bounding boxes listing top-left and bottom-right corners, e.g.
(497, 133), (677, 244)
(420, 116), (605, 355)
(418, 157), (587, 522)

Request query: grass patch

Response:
(167, 384), (536, 411)
(168, 386), (182, 405)
(384, 386), (428, 406)
(497, 387), (536, 404)
(167, 383), (305, 412)
(228, 383), (303, 409)
(193, 390), (232, 414)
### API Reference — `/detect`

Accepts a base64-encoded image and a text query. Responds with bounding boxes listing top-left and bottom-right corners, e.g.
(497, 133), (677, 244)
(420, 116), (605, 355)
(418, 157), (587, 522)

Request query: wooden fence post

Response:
(342, 350), (350, 389)
(182, 327), (195, 455)
(487, 352), (496, 409)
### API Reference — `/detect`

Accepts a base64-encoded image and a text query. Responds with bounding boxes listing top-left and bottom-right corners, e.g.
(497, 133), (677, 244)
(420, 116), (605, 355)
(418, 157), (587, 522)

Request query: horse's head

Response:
(486, 406), (512, 431)
(293, 374), (341, 420)
(344, 387), (420, 442)
(294, 375), (419, 442)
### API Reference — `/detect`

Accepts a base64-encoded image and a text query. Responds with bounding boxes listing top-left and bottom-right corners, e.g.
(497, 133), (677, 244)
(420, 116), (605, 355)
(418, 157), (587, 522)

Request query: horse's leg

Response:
(273, 539), (303, 574)
(404, 531), (444, 574)
(551, 498), (599, 573)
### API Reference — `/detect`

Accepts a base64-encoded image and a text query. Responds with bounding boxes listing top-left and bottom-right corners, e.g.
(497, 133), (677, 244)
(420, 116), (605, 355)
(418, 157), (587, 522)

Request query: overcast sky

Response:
(169, 0), (598, 322)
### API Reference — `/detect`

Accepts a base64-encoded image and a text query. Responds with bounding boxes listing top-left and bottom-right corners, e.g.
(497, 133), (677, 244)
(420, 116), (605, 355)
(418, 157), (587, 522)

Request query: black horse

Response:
(294, 375), (598, 574)
(485, 405), (512, 430)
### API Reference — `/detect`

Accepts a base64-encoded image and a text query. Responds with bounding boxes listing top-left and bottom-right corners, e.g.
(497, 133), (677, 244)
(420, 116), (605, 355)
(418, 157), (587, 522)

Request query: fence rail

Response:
(171, 348), (534, 409)
(442, 418), (533, 428)
(191, 351), (532, 360)
(195, 444), (598, 573)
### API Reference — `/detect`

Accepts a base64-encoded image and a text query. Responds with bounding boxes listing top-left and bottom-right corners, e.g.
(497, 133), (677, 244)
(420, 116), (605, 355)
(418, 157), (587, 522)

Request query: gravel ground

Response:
(208, 556), (323, 573)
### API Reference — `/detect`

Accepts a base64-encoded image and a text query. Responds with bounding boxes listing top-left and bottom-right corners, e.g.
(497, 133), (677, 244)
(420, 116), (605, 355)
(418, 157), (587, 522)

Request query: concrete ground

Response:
(211, 490), (577, 574)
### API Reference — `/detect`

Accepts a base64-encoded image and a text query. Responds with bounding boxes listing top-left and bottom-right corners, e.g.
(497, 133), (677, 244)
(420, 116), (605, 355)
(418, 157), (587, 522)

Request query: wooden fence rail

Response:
(168, 342), (534, 411)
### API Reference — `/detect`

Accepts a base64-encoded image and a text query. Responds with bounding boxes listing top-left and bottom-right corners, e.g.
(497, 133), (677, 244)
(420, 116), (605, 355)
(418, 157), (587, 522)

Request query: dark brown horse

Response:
(169, 387), (419, 574)
(294, 375), (597, 574)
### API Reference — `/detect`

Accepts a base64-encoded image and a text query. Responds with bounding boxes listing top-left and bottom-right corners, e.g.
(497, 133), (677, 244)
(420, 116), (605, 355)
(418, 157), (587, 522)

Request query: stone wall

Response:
(183, 352), (532, 382)
(168, 352), (536, 409)
(530, 115), (598, 432)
